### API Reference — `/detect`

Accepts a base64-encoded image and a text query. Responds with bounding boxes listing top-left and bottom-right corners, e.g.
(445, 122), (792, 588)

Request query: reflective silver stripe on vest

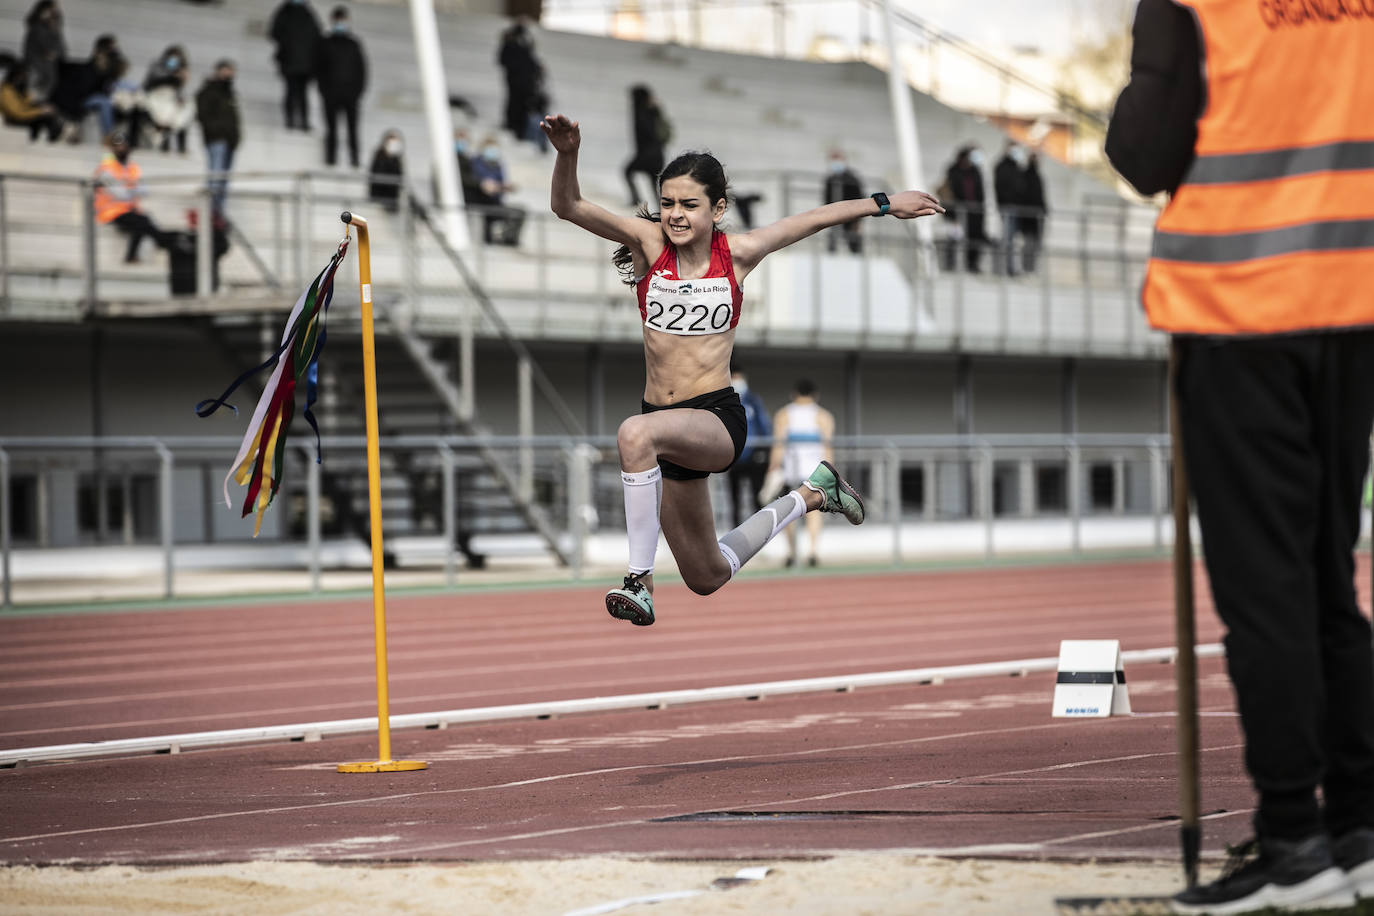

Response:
(1152, 218), (1374, 263)
(1184, 140), (1374, 185)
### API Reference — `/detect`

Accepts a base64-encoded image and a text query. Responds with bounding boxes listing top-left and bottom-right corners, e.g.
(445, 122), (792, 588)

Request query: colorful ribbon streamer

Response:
(196, 237), (350, 535)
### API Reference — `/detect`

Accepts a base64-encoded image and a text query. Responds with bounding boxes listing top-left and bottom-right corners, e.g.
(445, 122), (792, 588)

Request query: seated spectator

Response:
(468, 135), (524, 246)
(109, 56), (149, 147)
(51, 34), (123, 141)
(453, 127), (480, 200)
(143, 45), (194, 154)
(0, 61), (63, 142)
(367, 129), (404, 212)
(93, 129), (171, 263)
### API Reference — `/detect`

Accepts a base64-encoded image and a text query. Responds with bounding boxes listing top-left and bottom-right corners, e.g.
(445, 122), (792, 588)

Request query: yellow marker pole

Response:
(337, 211), (427, 774)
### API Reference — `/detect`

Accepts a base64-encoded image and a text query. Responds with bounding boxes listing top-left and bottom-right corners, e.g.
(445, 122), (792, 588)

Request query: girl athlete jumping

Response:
(541, 112), (943, 625)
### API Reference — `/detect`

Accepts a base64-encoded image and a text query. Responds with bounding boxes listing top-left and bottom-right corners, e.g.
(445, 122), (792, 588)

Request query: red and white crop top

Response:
(634, 229), (744, 336)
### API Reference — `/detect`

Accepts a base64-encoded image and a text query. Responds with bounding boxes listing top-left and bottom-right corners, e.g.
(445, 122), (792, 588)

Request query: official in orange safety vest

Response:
(1107, 0), (1374, 912)
(93, 129), (169, 264)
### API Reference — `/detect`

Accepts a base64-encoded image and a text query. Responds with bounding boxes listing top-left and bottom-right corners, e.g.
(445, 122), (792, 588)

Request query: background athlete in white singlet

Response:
(540, 112), (943, 626)
(769, 379), (836, 568)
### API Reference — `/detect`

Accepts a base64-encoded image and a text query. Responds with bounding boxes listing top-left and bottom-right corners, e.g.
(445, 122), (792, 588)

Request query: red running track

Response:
(0, 557), (1366, 864)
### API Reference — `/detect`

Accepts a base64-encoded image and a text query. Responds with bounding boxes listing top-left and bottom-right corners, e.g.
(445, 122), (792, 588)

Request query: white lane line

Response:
(0, 601), (1191, 691)
(0, 646), (1225, 764)
(0, 721), (1076, 845)
(346, 740), (1248, 859)
(0, 578), (1182, 674)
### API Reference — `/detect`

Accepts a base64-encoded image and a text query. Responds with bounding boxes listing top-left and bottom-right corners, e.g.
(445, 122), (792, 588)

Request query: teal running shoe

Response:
(805, 460), (866, 525)
(605, 572), (655, 626)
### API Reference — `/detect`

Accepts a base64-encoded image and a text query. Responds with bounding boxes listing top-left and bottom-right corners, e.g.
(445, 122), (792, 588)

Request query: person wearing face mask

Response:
(451, 128), (480, 202)
(468, 136), (524, 246)
(725, 363), (772, 529)
(993, 140), (1030, 276)
(367, 129), (404, 212)
(143, 45), (193, 154)
(314, 5), (367, 169)
(821, 150), (864, 254)
(943, 144), (988, 273)
(194, 60), (240, 217)
(93, 129), (171, 263)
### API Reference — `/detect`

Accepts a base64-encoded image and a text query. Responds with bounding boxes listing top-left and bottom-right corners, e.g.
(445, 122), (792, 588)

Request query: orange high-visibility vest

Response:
(93, 154), (141, 224)
(1142, 0), (1374, 336)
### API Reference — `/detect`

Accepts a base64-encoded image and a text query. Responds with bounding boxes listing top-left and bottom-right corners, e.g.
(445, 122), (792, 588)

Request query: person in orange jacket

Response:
(1107, 1), (1374, 912)
(93, 129), (169, 263)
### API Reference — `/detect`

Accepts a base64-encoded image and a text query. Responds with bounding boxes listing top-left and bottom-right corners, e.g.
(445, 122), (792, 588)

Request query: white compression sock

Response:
(622, 466), (662, 575)
(718, 490), (806, 578)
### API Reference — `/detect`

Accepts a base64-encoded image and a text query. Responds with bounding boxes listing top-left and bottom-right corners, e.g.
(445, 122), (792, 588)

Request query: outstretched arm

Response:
(730, 190), (943, 279)
(543, 113), (662, 254)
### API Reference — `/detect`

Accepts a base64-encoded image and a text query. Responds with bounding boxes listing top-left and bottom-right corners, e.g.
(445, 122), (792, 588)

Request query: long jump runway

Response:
(0, 558), (1364, 865)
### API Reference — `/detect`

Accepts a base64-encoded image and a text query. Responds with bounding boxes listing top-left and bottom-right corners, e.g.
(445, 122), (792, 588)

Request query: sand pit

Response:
(0, 855), (1183, 914)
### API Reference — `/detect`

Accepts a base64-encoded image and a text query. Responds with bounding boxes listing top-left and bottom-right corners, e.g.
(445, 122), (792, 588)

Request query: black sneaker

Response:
(1171, 834), (1353, 915)
(1334, 826), (1374, 900)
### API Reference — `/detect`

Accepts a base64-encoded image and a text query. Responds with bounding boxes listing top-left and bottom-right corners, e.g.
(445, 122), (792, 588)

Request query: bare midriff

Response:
(641, 326), (735, 405)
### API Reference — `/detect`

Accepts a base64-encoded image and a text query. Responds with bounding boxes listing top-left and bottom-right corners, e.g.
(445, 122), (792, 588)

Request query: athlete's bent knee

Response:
(684, 570), (727, 596)
(616, 416), (654, 462)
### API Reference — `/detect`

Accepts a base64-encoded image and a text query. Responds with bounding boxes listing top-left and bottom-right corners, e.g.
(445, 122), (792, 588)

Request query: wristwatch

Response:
(871, 192), (891, 216)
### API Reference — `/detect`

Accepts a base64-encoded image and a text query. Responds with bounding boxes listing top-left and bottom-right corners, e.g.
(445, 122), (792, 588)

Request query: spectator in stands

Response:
(1, 61), (63, 142)
(943, 145), (988, 273)
(109, 56), (149, 148)
(1021, 150), (1047, 274)
(143, 45), (193, 154)
(51, 34), (122, 142)
(453, 127), (480, 200)
(195, 60), (240, 217)
(726, 363), (772, 529)
(21, 0), (65, 102)
(315, 5), (367, 169)
(624, 85), (669, 207)
(822, 149), (864, 254)
(993, 140), (1029, 276)
(93, 129), (170, 264)
(367, 129), (403, 213)
(524, 60), (551, 153)
(497, 21), (539, 141)
(734, 191), (762, 230)
(269, 0), (322, 131)
(469, 135), (524, 246)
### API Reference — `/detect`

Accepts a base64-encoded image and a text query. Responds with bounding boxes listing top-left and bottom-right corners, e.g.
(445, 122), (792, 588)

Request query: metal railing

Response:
(0, 167), (1161, 354)
(0, 432), (1186, 607)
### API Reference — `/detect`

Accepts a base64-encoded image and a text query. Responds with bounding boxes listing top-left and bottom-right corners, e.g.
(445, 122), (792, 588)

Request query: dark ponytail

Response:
(611, 150), (732, 286)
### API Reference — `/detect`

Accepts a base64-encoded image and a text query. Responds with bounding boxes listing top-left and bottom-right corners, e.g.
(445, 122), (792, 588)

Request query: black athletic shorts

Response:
(641, 385), (748, 481)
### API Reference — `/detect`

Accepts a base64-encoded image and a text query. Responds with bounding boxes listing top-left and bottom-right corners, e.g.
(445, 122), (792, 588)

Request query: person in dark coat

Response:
(1020, 151), (1047, 273)
(314, 5), (367, 168)
(497, 21), (538, 139)
(367, 129), (403, 212)
(943, 145), (988, 273)
(21, 0), (65, 102)
(50, 34), (121, 140)
(993, 141), (1029, 275)
(195, 60), (240, 216)
(269, 0), (321, 131)
(822, 149), (864, 254)
(623, 84), (668, 206)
